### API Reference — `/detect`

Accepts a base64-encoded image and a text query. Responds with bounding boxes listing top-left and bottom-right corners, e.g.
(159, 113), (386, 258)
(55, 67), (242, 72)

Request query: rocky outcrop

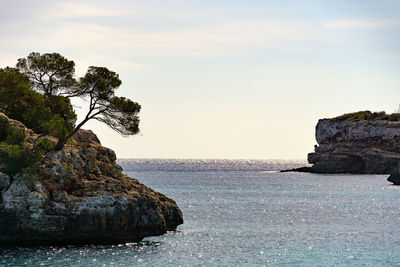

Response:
(388, 162), (400, 185)
(0, 114), (183, 245)
(307, 119), (400, 174)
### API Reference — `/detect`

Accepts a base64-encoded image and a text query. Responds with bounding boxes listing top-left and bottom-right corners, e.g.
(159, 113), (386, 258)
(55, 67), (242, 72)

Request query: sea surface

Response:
(1, 159), (400, 266)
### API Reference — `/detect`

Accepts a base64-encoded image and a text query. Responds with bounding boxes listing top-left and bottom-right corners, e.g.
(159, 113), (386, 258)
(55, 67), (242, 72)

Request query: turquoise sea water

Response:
(1, 159), (400, 266)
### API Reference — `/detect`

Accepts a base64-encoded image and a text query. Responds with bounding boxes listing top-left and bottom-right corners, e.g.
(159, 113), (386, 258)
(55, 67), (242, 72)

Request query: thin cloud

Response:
(40, 21), (319, 57)
(323, 19), (399, 29)
(46, 2), (126, 19)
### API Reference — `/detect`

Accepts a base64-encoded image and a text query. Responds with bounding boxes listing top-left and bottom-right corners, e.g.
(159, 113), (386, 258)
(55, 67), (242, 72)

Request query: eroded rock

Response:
(307, 119), (400, 174)
(0, 114), (183, 245)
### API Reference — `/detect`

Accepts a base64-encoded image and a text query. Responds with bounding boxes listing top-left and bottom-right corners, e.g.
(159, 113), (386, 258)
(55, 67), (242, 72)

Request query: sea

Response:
(1, 159), (400, 266)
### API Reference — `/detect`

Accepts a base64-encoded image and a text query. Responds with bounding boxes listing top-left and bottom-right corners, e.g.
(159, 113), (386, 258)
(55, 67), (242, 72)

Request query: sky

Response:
(0, 0), (399, 159)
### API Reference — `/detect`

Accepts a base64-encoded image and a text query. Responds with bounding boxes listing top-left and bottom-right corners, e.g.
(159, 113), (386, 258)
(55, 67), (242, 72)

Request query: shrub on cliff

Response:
(0, 116), (41, 175)
(35, 137), (55, 153)
(0, 67), (76, 139)
(0, 67), (70, 175)
(331, 111), (400, 122)
(0, 144), (41, 175)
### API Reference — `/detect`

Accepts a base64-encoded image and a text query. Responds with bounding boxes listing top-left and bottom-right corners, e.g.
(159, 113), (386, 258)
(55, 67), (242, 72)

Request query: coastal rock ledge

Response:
(0, 114), (183, 245)
(388, 162), (400, 185)
(306, 118), (400, 174)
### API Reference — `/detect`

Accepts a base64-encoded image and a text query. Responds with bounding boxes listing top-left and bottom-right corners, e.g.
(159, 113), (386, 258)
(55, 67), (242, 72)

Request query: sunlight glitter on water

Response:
(1, 159), (399, 266)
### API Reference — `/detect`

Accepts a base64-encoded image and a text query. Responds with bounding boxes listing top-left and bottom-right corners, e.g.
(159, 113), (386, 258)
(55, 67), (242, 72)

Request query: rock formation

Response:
(388, 162), (400, 185)
(307, 118), (400, 174)
(0, 113), (183, 245)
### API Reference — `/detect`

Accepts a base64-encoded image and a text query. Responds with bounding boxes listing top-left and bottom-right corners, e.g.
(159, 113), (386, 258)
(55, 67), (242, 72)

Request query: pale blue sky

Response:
(1, 0), (399, 159)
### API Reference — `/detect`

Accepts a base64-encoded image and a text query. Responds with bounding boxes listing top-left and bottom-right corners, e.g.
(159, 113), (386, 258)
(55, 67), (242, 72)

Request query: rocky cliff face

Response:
(0, 114), (183, 245)
(307, 119), (400, 174)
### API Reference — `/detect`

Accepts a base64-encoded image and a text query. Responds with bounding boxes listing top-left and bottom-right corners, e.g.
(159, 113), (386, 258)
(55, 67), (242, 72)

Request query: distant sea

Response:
(1, 159), (400, 266)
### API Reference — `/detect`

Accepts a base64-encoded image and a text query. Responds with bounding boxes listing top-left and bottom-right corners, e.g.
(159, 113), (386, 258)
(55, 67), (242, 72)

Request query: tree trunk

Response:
(54, 117), (90, 150)
(54, 138), (66, 151)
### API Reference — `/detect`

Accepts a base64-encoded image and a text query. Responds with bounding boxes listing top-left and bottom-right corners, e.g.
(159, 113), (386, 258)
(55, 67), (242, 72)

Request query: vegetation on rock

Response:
(0, 54), (183, 245)
(330, 110), (400, 122)
(0, 67), (75, 138)
(0, 52), (141, 174)
(0, 120), (183, 245)
(15, 52), (141, 150)
(0, 115), (41, 175)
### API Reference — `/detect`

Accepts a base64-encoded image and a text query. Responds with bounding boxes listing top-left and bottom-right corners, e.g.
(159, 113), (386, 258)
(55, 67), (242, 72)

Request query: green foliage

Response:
(28, 107), (70, 138)
(16, 52), (77, 96)
(0, 55), (81, 175)
(3, 52), (141, 152)
(0, 143), (41, 175)
(0, 116), (24, 145)
(106, 96), (141, 135)
(5, 129), (25, 145)
(35, 138), (55, 153)
(0, 116), (12, 142)
(0, 68), (76, 138)
(0, 67), (31, 97)
(56, 66), (141, 150)
(0, 119), (41, 175)
(330, 111), (400, 122)
(45, 95), (76, 133)
(78, 67), (141, 135)
(79, 66), (122, 95)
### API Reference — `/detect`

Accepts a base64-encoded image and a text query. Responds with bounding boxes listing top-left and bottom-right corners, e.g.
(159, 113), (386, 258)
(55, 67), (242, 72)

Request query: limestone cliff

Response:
(0, 114), (183, 245)
(307, 118), (400, 174)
